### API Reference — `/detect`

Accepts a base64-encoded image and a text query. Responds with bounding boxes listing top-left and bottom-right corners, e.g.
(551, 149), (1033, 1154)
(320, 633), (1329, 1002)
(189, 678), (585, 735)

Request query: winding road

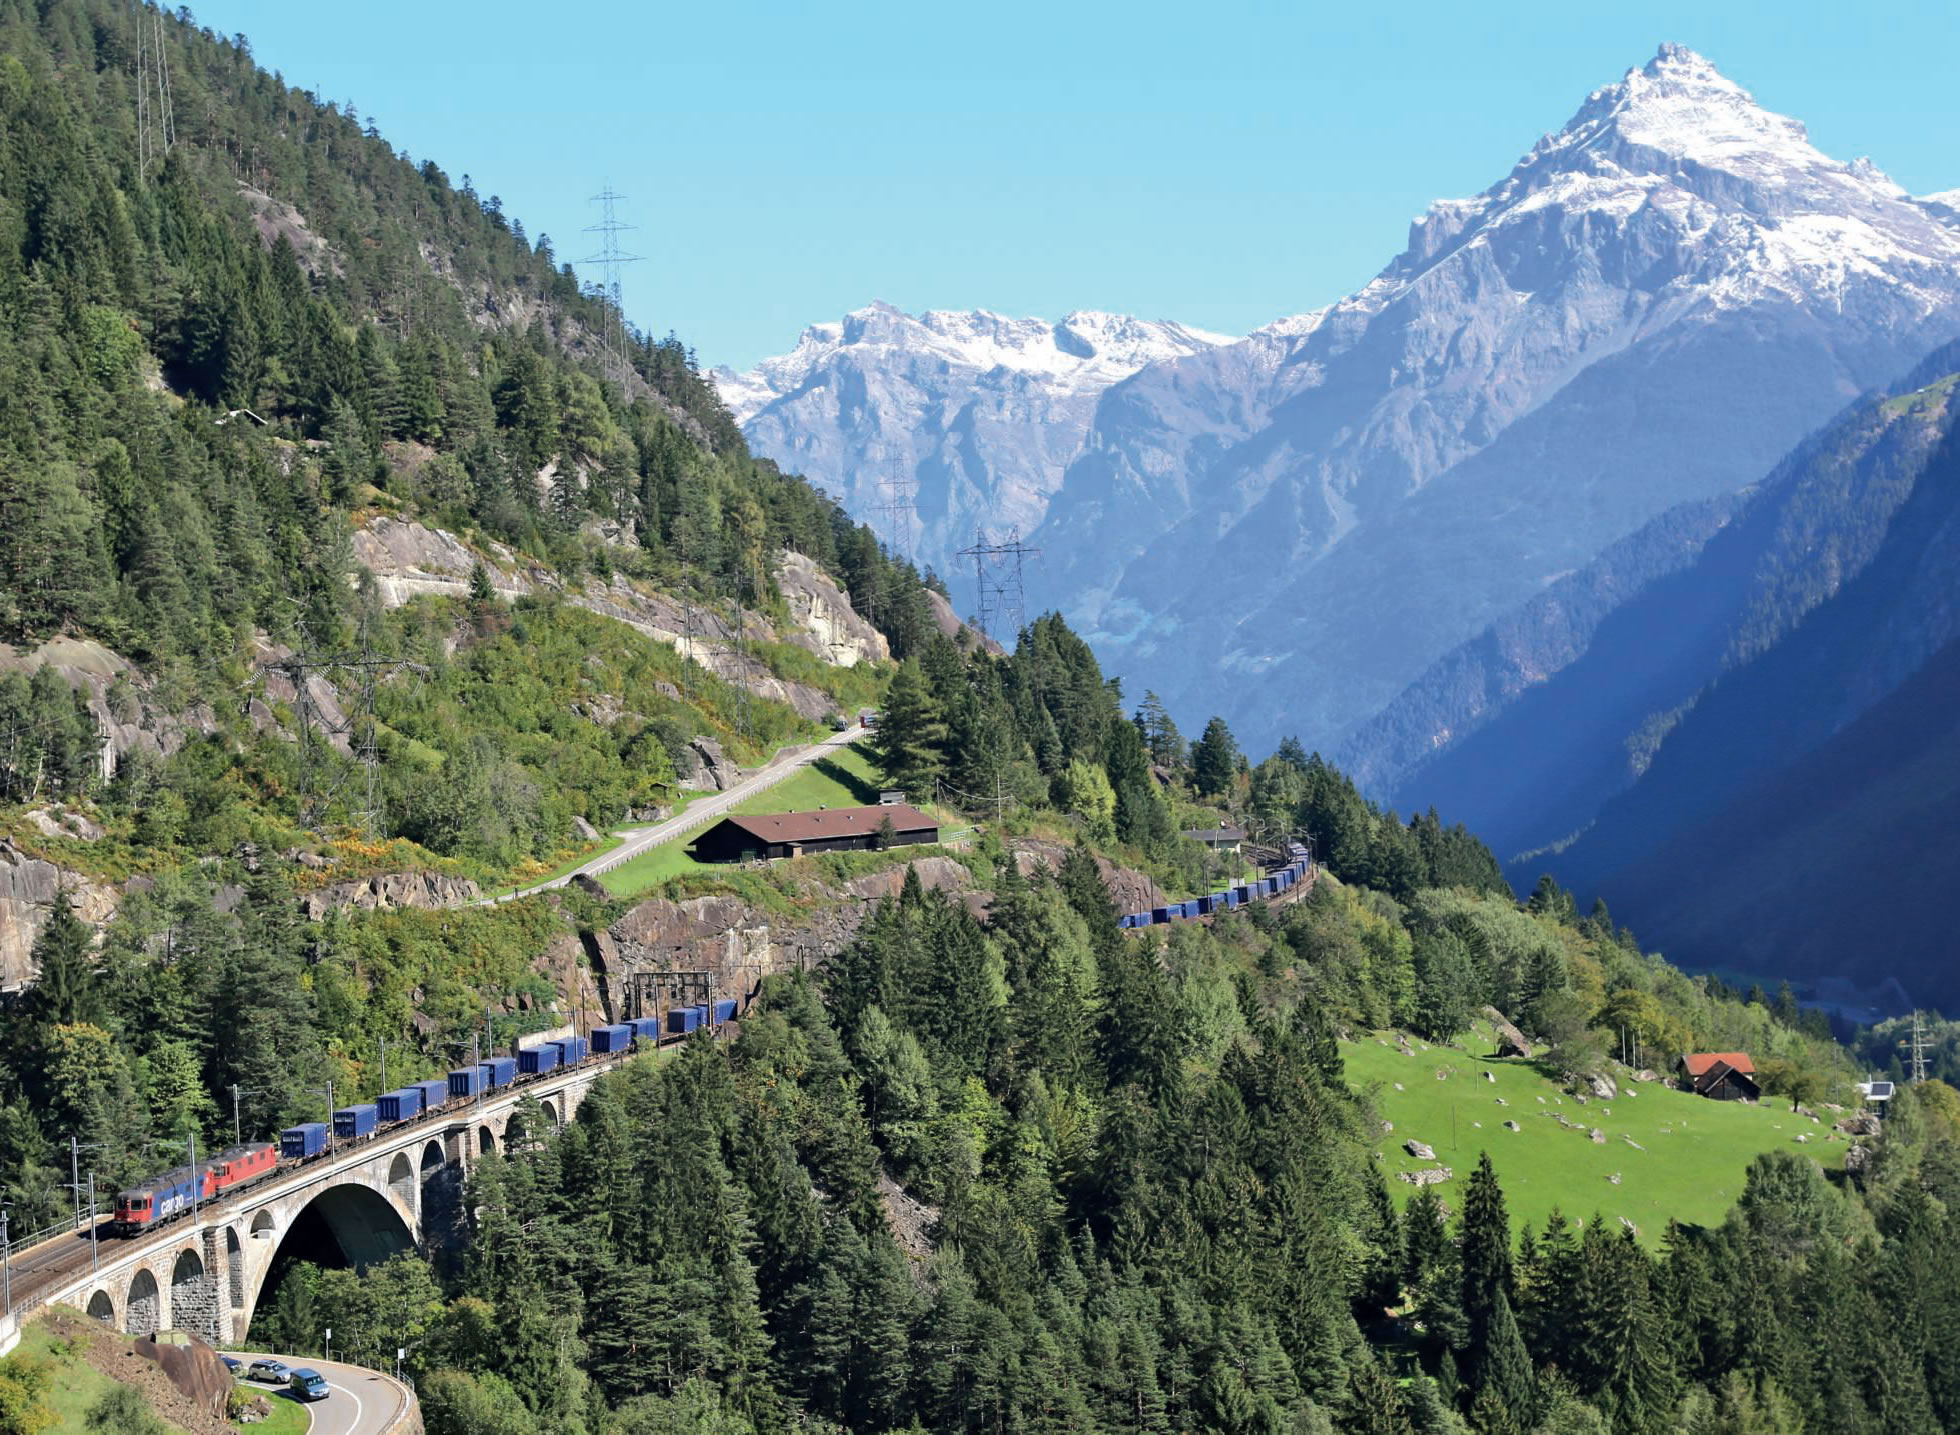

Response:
(232, 1353), (414, 1435)
(480, 724), (867, 905)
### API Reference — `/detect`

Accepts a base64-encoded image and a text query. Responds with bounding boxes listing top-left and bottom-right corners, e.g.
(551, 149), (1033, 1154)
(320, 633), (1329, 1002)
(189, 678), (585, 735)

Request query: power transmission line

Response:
(875, 470), (918, 567)
(253, 620), (425, 836)
(957, 528), (1040, 645)
(580, 186), (643, 385)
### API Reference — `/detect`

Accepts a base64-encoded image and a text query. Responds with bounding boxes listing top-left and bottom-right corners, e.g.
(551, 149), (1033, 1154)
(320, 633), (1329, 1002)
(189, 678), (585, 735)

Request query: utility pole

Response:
(228, 1085), (265, 1147)
(325, 1082), (336, 1155)
(187, 1132), (199, 1226)
(86, 1173), (98, 1273)
(1, 1207), (11, 1315)
(378, 1037), (388, 1097)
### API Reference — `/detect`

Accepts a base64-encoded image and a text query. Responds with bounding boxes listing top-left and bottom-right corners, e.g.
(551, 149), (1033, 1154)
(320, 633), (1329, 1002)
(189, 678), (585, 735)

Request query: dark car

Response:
(219, 1355), (242, 1376)
(289, 1368), (330, 1402)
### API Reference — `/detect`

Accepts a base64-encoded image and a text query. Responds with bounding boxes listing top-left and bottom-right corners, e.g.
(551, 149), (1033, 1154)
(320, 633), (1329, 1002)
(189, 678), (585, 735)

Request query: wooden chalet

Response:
(1679, 1052), (1760, 1102)
(1181, 824), (1247, 853)
(688, 804), (938, 864)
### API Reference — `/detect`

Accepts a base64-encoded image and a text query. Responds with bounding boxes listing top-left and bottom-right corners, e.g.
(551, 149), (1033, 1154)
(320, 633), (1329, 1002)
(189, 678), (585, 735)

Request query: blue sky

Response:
(209, 0), (1960, 371)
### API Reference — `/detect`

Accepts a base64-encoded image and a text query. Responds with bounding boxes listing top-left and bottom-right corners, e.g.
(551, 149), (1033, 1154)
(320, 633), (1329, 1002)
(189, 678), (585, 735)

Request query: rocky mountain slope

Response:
(1025, 44), (1960, 748)
(1344, 344), (1960, 851)
(1348, 340), (1960, 1006)
(713, 303), (1230, 584)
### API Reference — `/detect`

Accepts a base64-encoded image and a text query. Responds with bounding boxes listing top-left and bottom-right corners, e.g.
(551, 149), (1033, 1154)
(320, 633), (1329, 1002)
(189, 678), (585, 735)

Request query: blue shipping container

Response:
(481, 1056), (518, 1088)
(632, 1016), (663, 1042)
(712, 999), (738, 1023)
(413, 1077), (450, 1112)
(281, 1123), (329, 1159)
(667, 1006), (703, 1034)
(334, 1104), (379, 1141)
(448, 1067), (485, 1100)
(1152, 906), (1170, 923)
(377, 1088), (423, 1123)
(591, 1024), (633, 1054)
(1234, 884), (1253, 902)
(1221, 890), (1239, 909)
(560, 1035), (589, 1065)
(519, 1044), (561, 1075)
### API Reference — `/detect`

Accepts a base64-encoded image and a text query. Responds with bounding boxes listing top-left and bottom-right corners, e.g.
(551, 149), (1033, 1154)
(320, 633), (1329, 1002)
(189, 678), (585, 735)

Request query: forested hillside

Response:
(0, 9), (1952, 1435)
(0, 0), (945, 873)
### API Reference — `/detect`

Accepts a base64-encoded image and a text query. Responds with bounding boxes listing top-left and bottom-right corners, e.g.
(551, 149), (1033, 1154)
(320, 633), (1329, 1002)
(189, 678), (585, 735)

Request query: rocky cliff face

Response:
(589, 847), (1164, 1020)
(775, 551), (889, 667)
(0, 636), (213, 779)
(715, 304), (1231, 580)
(1024, 45), (1960, 752)
(351, 515), (880, 718)
(0, 840), (119, 992)
(298, 870), (484, 920)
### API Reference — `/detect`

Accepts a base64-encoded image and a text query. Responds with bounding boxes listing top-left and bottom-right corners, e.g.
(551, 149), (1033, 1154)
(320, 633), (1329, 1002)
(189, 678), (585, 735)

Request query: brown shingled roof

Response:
(710, 804), (937, 844)
(1681, 1051), (1755, 1077)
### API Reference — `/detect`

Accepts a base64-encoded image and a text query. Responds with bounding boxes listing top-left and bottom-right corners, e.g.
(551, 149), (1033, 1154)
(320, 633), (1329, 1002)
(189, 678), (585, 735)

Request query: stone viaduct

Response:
(14, 1055), (612, 1346)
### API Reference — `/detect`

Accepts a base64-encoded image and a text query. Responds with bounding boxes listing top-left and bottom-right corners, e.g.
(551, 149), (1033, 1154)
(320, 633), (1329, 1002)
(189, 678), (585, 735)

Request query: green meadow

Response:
(1343, 1021), (1849, 1244)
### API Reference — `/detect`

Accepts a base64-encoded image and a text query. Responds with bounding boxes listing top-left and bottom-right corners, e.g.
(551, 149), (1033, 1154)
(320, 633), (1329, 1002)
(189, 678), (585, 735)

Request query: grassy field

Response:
(9, 1318), (167, 1432)
(1344, 1021), (1848, 1244)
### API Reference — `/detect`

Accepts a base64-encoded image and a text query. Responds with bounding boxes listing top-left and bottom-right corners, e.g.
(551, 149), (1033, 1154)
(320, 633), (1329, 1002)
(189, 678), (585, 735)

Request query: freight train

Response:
(109, 1007), (738, 1235)
(1116, 843), (1311, 930)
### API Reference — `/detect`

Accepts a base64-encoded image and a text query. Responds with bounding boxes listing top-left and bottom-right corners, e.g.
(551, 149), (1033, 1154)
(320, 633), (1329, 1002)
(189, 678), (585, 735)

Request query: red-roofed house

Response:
(688, 804), (939, 864)
(1678, 1052), (1760, 1102)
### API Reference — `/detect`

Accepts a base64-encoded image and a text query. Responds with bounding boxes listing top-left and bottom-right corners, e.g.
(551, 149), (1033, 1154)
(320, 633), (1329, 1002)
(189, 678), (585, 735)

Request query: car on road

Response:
(219, 1356), (242, 1376)
(289, 1369), (330, 1402)
(245, 1359), (290, 1384)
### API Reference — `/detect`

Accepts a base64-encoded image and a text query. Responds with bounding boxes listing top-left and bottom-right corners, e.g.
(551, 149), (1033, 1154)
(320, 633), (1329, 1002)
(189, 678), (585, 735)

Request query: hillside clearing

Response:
(1344, 1022), (1849, 1243)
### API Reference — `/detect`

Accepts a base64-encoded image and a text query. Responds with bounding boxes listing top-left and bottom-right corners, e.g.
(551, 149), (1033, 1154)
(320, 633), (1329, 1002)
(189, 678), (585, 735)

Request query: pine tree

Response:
(1460, 1153), (1515, 1357)
(1191, 716), (1241, 799)
(871, 658), (944, 802)
(1473, 1291), (1535, 1431)
(20, 893), (102, 1031)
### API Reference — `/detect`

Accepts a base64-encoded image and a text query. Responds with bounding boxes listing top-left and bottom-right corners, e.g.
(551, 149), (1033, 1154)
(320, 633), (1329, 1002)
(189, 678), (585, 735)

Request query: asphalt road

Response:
(480, 724), (868, 904)
(232, 1353), (413, 1435)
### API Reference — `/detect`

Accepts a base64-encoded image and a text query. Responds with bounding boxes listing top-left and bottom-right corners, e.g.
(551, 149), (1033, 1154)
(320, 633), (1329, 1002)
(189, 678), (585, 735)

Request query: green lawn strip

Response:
(12, 1313), (195, 1433)
(600, 743), (902, 899)
(1344, 1021), (1845, 1245)
(245, 1391), (312, 1433)
(729, 741), (883, 814)
(598, 840), (711, 896)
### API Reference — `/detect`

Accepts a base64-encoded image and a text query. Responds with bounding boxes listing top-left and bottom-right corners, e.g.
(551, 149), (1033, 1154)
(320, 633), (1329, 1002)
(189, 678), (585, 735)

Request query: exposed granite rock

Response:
(1482, 1005), (1532, 1059)
(777, 550), (889, 667)
(684, 736), (740, 792)
(926, 587), (1004, 654)
(844, 857), (971, 902)
(0, 841), (119, 992)
(300, 870), (482, 919)
(0, 637), (212, 776)
(1005, 837), (1166, 915)
(350, 516), (533, 606)
(351, 516), (863, 720)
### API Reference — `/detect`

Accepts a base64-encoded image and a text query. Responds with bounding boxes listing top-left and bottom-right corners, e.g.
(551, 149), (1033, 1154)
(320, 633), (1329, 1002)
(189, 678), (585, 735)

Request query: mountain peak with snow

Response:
(714, 303), (1232, 425)
(710, 304), (1232, 574)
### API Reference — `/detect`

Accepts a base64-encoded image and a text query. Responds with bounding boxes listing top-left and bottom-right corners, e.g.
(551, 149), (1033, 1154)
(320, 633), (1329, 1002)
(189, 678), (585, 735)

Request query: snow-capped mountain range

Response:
(723, 45), (1960, 753)
(713, 305), (1230, 580)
